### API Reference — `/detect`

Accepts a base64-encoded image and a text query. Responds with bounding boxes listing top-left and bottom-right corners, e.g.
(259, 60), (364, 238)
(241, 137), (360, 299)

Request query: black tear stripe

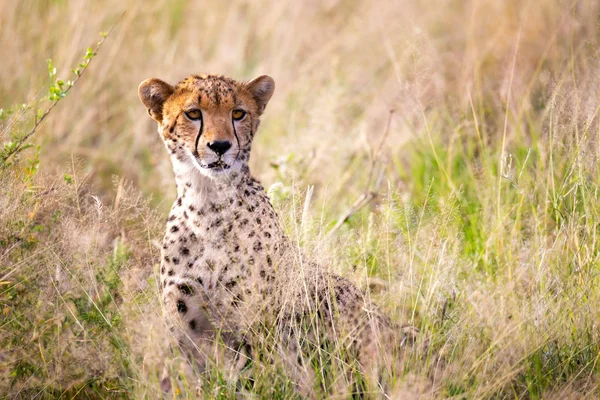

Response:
(232, 117), (242, 161)
(193, 110), (204, 156)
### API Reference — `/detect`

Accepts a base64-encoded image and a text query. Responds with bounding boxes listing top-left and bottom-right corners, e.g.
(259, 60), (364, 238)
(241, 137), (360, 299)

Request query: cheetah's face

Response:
(138, 74), (274, 179)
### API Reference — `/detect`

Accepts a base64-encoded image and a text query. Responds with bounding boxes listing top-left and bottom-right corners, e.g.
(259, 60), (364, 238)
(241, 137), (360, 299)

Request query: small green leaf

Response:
(84, 47), (95, 59)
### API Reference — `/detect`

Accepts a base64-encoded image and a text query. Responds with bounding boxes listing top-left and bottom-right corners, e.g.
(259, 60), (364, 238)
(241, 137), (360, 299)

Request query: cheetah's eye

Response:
(232, 110), (246, 121)
(185, 109), (202, 121)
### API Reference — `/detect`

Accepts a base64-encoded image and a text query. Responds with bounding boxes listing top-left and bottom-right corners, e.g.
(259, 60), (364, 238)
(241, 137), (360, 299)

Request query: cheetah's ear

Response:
(245, 75), (275, 116)
(138, 78), (175, 123)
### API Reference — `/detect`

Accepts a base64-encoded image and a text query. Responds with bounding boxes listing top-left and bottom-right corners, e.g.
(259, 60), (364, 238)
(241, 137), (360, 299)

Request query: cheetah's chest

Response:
(160, 195), (282, 310)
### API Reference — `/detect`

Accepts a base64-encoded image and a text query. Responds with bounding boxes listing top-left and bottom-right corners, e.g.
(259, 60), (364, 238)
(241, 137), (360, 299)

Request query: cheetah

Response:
(138, 73), (413, 396)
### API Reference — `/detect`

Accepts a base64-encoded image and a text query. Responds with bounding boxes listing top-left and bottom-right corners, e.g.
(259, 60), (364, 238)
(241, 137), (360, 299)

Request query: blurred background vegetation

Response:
(1, 0), (600, 398)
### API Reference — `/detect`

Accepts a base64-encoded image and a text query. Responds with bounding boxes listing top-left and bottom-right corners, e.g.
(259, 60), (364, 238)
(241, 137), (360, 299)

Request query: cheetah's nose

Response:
(207, 140), (232, 156)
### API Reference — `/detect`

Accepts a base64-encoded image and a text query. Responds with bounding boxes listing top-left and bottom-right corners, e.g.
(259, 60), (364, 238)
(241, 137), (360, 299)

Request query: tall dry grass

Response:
(1, 0), (600, 398)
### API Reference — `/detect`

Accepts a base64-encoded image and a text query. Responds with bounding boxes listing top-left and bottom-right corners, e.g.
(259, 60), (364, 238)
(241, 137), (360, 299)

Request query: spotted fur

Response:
(138, 74), (413, 395)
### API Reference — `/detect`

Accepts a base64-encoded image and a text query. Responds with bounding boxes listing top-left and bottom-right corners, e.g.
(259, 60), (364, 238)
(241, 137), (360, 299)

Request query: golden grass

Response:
(1, 0), (600, 398)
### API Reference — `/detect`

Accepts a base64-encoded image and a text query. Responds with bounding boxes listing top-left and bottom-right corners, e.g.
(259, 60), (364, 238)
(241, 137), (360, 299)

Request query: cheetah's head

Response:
(138, 74), (274, 180)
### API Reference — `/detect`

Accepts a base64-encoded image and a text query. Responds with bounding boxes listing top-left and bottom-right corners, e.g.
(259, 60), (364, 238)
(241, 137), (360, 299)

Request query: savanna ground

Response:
(1, 0), (600, 398)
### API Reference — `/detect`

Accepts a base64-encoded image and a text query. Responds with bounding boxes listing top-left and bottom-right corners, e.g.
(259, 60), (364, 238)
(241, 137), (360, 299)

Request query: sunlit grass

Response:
(1, 0), (600, 398)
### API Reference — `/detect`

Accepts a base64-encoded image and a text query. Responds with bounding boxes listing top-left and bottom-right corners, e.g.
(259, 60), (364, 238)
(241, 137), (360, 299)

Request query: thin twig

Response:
(328, 191), (377, 235)
(0, 87), (46, 140)
(3, 15), (122, 165)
